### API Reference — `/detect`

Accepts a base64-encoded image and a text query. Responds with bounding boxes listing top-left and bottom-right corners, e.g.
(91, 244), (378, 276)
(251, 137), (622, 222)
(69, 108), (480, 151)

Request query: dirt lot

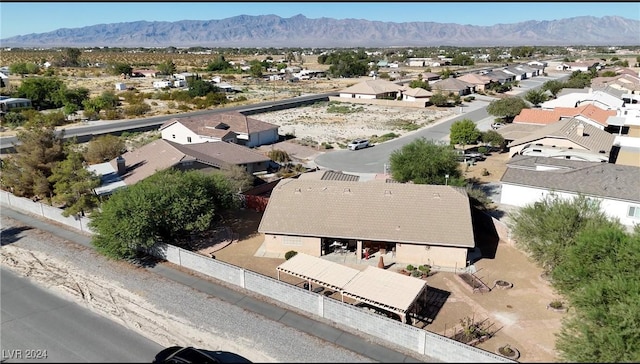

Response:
(211, 208), (562, 363)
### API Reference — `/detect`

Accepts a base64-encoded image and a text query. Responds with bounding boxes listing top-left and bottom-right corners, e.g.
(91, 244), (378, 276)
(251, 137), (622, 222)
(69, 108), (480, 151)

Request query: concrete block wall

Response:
(244, 271), (319, 316)
(169, 248), (243, 287)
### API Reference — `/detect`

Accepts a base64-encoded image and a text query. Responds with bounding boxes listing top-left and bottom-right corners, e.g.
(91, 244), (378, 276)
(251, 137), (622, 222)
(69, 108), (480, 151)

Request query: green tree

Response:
(55, 48), (82, 67)
(216, 164), (255, 193)
(13, 77), (66, 110)
(187, 79), (220, 98)
(524, 89), (548, 107)
(9, 62), (29, 77)
(541, 80), (564, 98)
(554, 224), (640, 362)
(429, 92), (449, 107)
(83, 134), (126, 164)
(0, 122), (66, 200)
(249, 60), (264, 78)
(481, 130), (506, 151)
(509, 193), (612, 273)
(449, 119), (481, 148)
(48, 150), (101, 217)
(205, 55), (231, 72)
(389, 138), (463, 185)
(88, 169), (237, 259)
(157, 60), (176, 75)
(486, 96), (528, 122)
(408, 79), (431, 91)
(108, 62), (133, 76)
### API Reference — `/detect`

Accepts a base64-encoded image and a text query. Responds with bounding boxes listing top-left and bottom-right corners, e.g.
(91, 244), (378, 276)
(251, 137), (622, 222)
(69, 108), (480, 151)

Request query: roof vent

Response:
(343, 188), (351, 194)
(384, 190), (392, 196)
(294, 188), (301, 194)
(433, 193), (440, 199)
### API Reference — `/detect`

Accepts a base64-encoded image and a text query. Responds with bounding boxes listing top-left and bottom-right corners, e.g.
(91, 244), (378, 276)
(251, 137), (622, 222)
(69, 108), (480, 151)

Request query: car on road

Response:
(347, 138), (370, 150)
(491, 122), (505, 130)
(153, 346), (221, 364)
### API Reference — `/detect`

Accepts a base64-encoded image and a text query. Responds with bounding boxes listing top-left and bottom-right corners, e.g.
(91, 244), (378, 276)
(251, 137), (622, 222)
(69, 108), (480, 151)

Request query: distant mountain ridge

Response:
(2, 14), (639, 48)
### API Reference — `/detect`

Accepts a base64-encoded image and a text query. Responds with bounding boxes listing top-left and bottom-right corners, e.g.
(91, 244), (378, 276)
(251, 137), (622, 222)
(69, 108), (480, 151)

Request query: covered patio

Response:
(276, 253), (428, 323)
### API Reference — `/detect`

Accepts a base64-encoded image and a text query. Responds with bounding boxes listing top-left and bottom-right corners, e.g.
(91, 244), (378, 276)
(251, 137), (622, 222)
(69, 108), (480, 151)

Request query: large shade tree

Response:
(0, 122), (66, 201)
(89, 169), (237, 259)
(389, 138), (463, 185)
(486, 96), (529, 122)
(48, 150), (101, 217)
(449, 119), (481, 148)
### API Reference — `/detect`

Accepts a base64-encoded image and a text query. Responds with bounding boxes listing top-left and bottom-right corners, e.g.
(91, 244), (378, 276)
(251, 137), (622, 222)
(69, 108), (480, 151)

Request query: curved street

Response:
(314, 73), (569, 174)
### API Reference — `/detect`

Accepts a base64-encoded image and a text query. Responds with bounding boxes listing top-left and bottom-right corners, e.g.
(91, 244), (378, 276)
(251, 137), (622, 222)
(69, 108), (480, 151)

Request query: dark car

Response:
(153, 346), (220, 364)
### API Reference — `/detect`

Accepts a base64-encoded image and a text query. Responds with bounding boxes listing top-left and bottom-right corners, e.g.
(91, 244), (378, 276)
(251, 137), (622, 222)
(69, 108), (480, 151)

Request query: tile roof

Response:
(431, 77), (473, 92)
(508, 118), (615, 154)
(258, 179), (474, 248)
(456, 73), (492, 85)
(513, 105), (616, 126)
(109, 139), (189, 185)
(168, 141), (271, 167)
(160, 112), (278, 135)
(500, 155), (640, 202)
(339, 79), (402, 95)
(496, 123), (545, 141)
(402, 87), (432, 97)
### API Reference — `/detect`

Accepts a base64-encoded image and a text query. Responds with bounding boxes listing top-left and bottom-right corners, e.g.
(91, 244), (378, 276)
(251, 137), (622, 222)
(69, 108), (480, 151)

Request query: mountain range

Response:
(2, 14), (639, 48)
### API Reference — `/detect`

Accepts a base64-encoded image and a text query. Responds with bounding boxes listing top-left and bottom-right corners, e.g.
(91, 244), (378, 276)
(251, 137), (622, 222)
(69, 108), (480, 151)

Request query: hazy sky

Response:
(2, 2), (639, 39)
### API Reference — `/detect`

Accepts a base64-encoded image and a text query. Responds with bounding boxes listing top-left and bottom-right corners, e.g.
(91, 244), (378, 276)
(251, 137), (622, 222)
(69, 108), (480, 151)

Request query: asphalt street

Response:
(1, 267), (164, 363)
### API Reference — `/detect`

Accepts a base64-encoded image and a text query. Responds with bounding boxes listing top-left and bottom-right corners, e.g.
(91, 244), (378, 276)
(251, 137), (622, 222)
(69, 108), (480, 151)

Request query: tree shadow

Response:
(128, 250), (161, 268)
(0, 226), (33, 246)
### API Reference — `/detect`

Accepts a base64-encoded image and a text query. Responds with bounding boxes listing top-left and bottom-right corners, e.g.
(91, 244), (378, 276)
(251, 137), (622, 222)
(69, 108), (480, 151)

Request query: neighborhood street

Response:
(314, 73), (570, 174)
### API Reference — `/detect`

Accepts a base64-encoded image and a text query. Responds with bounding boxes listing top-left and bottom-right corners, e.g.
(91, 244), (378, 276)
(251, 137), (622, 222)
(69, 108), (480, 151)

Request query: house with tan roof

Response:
(456, 73), (494, 91)
(88, 139), (271, 196)
(500, 155), (640, 230)
(338, 79), (401, 100)
(431, 77), (474, 96)
(160, 112), (279, 148)
(507, 118), (616, 162)
(257, 178), (475, 269)
(591, 74), (640, 94)
(401, 87), (432, 102)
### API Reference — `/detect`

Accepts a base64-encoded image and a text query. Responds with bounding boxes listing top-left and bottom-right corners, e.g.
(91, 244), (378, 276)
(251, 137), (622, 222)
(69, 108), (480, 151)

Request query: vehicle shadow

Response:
(0, 226), (33, 246)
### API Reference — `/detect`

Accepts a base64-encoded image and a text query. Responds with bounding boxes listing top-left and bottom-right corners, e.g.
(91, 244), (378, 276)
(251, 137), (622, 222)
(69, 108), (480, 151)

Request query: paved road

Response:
(1, 267), (164, 363)
(314, 73), (571, 174)
(0, 207), (434, 363)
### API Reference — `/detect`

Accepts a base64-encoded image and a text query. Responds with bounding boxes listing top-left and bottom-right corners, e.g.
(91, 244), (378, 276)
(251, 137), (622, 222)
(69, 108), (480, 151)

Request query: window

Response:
(187, 137), (192, 143)
(628, 206), (640, 219)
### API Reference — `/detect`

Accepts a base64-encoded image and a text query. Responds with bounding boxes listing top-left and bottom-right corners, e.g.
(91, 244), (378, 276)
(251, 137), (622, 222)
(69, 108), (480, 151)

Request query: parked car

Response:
(491, 122), (505, 130)
(153, 346), (220, 364)
(347, 138), (370, 150)
(455, 150), (486, 162)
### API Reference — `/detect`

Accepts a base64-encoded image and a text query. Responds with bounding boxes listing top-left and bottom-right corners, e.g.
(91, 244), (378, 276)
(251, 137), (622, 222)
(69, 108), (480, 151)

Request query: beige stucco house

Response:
(258, 178), (476, 270)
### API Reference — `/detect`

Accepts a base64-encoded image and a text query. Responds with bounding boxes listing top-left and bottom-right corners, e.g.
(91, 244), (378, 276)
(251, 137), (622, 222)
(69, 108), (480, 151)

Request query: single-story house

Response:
(431, 77), (474, 96)
(507, 118), (616, 161)
(258, 178), (476, 269)
(500, 155), (640, 230)
(421, 72), (442, 82)
(401, 87), (432, 102)
(483, 70), (516, 84)
(132, 69), (159, 78)
(87, 139), (272, 196)
(338, 79), (402, 100)
(456, 73), (494, 92)
(160, 112), (279, 148)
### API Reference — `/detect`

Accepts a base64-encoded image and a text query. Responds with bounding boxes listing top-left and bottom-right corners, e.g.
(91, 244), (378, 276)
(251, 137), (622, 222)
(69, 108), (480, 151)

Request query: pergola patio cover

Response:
(277, 253), (360, 291)
(277, 253), (427, 315)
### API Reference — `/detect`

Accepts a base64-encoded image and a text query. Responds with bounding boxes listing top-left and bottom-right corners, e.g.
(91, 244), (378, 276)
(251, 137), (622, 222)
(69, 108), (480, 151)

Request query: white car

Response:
(347, 139), (370, 150)
(491, 122), (505, 130)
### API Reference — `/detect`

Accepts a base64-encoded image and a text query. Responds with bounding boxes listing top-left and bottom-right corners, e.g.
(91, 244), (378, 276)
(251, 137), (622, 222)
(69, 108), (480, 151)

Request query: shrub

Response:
(103, 109), (122, 120)
(477, 146), (487, 154)
(481, 168), (490, 176)
(463, 96), (475, 102)
(411, 269), (422, 277)
(549, 300), (564, 309)
(267, 149), (291, 163)
(123, 103), (151, 116)
(284, 250), (298, 260)
(406, 264), (415, 271)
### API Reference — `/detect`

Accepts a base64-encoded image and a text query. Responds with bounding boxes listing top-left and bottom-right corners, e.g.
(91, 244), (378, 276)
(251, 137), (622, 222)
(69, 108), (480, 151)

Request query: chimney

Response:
(116, 155), (126, 176)
(576, 123), (585, 137)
